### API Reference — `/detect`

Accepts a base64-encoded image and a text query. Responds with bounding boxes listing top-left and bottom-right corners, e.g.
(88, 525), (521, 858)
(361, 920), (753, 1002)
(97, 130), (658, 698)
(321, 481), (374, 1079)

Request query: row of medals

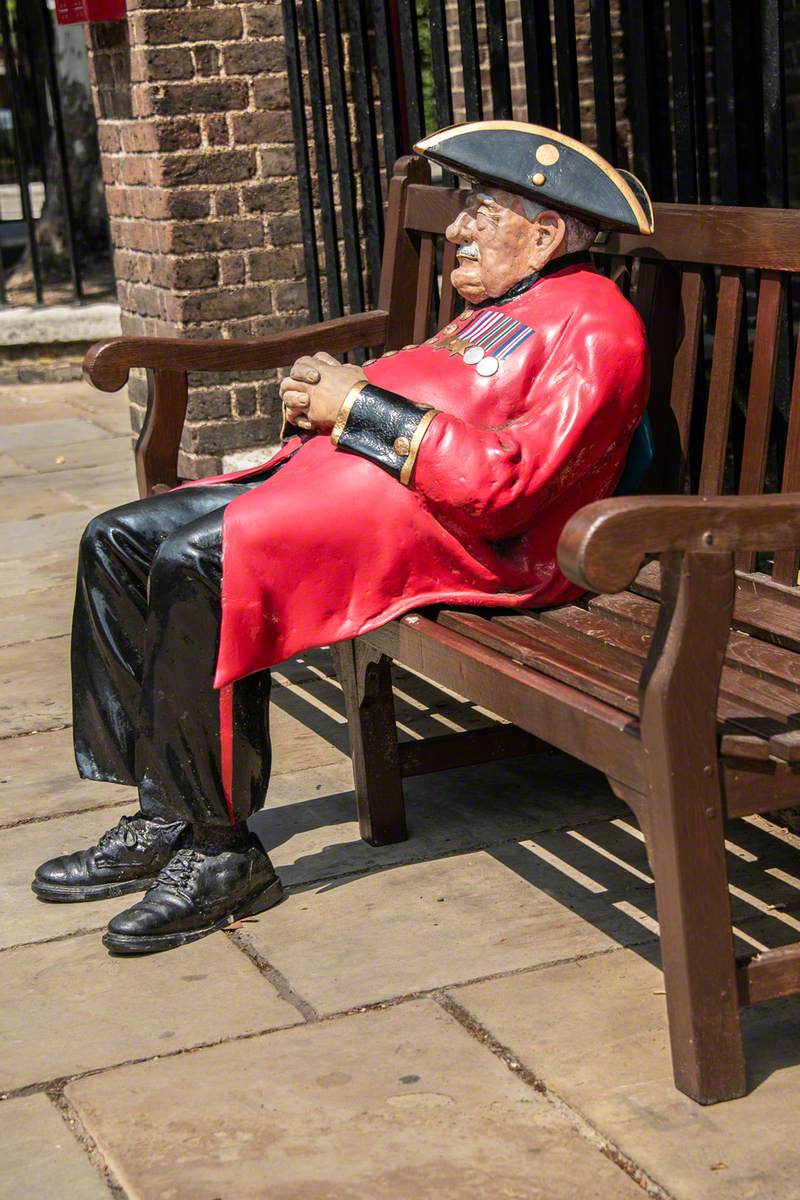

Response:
(463, 344), (499, 376)
(437, 317), (501, 377)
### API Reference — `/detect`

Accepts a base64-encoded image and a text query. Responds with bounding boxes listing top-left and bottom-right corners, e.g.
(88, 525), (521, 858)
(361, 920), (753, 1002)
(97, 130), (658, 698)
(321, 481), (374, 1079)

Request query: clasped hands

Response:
(279, 353), (366, 434)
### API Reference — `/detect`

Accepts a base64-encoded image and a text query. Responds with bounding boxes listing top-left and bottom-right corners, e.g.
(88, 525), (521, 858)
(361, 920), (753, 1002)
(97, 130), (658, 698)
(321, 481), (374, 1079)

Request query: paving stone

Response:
(0, 452), (26, 477)
(0, 1094), (111, 1200)
(0, 418), (109, 454)
(10, 435), (133, 475)
(1, 727), (132, 826)
(239, 841), (645, 1013)
(0, 547), (78, 599)
(0, 806), (137, 949)
(0, 584), (75, 646)
(254, 755), (624, 892)
(269, 682), (350, 775)
(66, 998), (643, 1200)
(454, 948), (800, 1200)
(59, 381), (134, 438)
(0, 930), (297, 1091)
(0, 634), (71, 736)
(21, 381), (109, 408)
(0, 507), (93, 560)
(43, 461), (137, 513)
(0, 474), (85, 521)
(0, 395), (84, 425)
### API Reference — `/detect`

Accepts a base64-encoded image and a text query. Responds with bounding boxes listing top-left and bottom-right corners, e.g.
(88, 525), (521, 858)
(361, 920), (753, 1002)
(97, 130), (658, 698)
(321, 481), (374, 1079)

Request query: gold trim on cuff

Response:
(399, 408), (438, 486)
(330, 381), (368, 446)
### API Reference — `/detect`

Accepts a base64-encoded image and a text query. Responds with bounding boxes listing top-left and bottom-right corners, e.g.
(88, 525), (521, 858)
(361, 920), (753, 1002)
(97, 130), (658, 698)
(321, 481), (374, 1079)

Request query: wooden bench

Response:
(85, 158), (800, 1105)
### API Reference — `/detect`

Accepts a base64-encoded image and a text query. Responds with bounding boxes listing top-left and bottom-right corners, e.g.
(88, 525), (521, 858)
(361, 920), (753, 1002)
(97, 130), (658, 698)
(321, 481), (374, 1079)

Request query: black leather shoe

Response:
(102, 838), (283, 954)
(32, 812), (188, 903)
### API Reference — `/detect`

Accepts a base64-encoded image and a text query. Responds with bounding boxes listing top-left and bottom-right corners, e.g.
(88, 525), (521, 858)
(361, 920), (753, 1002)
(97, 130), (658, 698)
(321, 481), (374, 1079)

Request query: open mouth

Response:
(456, 243), (480, 262)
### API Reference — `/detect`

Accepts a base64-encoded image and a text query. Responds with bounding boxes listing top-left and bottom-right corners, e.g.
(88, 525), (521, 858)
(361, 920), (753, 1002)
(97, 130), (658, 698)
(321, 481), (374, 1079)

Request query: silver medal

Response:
(476, 355), (499, 377)
(463, 345), (484, 365)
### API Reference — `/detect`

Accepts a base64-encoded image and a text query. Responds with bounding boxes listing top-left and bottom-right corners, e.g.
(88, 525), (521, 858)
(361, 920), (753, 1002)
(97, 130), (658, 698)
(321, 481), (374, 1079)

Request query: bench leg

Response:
(332, 640), (407, 846)
(645, 767), (746, 1103)
(640, 551), (746, 1103)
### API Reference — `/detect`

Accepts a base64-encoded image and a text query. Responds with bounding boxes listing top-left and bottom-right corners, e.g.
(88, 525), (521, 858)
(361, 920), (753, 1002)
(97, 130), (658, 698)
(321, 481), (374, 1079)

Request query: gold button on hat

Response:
(393, 436), (411, 457)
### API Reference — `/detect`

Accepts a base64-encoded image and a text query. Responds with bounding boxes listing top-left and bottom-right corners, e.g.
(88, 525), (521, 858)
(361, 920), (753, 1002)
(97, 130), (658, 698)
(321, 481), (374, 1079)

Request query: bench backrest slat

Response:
(413, 234), (437, 344)
(698, 268), (743, 496)
(383, 160), (800, 590)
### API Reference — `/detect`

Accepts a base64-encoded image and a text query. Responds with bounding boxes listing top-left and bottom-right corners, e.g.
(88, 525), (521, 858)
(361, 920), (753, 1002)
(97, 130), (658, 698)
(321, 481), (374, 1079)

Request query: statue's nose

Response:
(446, 210), (471, 243)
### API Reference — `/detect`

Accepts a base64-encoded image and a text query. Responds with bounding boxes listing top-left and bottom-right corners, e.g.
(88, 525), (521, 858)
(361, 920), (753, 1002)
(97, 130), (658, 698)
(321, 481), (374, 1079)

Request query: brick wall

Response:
(86, 2), (306, 478)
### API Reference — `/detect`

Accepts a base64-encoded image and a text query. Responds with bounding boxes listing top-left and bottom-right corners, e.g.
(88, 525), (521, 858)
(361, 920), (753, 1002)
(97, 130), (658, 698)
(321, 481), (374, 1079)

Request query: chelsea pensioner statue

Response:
(32, 121), (654, 954)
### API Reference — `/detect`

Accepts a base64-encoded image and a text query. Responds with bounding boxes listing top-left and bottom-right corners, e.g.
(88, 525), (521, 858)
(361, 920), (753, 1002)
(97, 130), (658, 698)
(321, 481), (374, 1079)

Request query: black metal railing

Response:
(0, 0), (109, 307)
(284, 0), (794, 324)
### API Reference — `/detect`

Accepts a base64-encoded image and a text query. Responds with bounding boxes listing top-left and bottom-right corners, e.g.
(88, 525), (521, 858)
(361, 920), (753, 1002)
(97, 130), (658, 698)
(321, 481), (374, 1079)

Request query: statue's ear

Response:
(535, 211), (566, 249)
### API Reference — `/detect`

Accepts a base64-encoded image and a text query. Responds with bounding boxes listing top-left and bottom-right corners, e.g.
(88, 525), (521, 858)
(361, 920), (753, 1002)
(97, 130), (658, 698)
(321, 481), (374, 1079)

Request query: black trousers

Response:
(71, 478), (273, 830)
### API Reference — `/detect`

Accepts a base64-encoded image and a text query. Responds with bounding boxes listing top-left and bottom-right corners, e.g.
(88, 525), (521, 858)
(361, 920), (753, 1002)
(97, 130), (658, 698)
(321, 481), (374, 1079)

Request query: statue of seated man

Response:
(32, 121), (653, 955)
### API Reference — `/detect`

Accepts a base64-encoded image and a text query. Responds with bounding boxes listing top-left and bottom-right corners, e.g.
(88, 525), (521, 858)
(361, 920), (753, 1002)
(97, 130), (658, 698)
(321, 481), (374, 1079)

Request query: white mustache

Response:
(456, 242), (480, 261)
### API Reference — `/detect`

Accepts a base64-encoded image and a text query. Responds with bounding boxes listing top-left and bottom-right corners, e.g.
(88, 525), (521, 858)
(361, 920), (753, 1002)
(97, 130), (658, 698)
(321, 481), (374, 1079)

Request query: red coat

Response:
(201, 259), (649, 688)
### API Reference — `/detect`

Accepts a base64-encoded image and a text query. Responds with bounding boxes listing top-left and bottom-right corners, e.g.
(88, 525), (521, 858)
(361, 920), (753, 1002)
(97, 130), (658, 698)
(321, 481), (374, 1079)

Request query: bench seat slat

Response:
(436, 606), (798, 758)
(538, 604), (800, 729)
(588, 589), (800, 691)
(633, 560), (800, 655)
(438, 609), (641, 714)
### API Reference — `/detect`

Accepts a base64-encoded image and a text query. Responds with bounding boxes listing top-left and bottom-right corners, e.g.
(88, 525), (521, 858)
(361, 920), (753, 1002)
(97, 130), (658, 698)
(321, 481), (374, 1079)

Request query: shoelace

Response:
(153, 847), (204, 894)
(97, 814), (145, 853)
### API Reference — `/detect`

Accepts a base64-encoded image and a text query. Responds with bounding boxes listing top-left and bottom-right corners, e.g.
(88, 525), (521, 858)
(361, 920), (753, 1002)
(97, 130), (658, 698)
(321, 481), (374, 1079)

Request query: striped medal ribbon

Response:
(459, 309), (534, 376)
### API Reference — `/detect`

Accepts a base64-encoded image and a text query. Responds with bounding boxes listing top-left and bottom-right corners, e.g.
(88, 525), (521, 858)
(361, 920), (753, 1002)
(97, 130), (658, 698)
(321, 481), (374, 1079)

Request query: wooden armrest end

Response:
(559, 494), (800, 593)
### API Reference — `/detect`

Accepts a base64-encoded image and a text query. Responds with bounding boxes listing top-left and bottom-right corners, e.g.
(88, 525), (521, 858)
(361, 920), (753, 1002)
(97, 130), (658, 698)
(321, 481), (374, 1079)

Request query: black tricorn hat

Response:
(414, 120), (653, 236)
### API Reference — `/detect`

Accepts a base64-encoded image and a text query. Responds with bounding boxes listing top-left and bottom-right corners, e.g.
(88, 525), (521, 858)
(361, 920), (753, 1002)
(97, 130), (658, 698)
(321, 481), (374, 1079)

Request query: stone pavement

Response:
(2, 381), (800, 1200)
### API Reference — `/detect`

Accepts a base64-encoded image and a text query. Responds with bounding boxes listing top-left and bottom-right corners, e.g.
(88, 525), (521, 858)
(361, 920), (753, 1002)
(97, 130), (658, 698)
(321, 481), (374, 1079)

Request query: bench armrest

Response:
(558, 493), (800, 593)
(83, 310), (390, 391)
(83, 310), (389, 496)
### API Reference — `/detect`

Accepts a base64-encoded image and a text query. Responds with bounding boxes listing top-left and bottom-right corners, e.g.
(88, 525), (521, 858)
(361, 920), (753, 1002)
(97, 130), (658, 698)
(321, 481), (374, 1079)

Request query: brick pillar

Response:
(86, 3), (307, 478)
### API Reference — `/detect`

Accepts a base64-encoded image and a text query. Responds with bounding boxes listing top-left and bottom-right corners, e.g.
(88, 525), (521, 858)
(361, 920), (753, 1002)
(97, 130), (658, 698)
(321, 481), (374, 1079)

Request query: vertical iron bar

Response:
(712, 0), (739, 204)
(589, 0), (616, 163)
(346, 0), (384, 306)
(669, 0), (698, 202)
(484, 0), (512, 119)
(428, 0), (453, 128)
(35, 0), (83, 301)
(428, 0), (455, 185)
(457, 0), (484, 121)
(301, 0), (343, 318)
(553, 0), (581, 137)
(690, 0), (710, 204)
(761, 0), (787, 208)
(0, 0), (43, 304)
(370, 0), (403, 179)
(282, 0), (321, 322)
(322, 1), (364, 314)
(520, 1), (556, 127)
(396, 0), (424, 144)
(623, 0), (671, 200)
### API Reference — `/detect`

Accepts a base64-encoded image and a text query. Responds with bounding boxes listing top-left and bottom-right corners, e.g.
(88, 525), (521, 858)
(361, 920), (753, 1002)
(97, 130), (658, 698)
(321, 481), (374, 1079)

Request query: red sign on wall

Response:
(55, 0), (127, 23)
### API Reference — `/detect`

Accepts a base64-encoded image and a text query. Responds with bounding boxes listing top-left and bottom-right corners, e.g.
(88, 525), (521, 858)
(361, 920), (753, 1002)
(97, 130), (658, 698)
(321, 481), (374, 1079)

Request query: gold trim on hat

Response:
(414, 119), (653, 236)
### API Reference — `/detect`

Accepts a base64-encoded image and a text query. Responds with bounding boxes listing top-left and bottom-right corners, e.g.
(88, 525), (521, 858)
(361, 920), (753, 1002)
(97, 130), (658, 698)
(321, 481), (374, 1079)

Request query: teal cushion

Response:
(615, 411), (654, 496)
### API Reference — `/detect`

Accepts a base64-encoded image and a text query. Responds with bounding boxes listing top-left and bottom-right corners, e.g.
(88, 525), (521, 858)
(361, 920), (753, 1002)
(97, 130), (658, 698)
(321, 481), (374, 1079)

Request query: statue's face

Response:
(445, 187), (565, 305)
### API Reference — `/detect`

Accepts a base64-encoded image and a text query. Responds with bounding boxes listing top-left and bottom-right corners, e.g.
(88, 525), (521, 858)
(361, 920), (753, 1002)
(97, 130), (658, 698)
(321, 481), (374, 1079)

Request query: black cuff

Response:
(331, 382), (437, 484)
